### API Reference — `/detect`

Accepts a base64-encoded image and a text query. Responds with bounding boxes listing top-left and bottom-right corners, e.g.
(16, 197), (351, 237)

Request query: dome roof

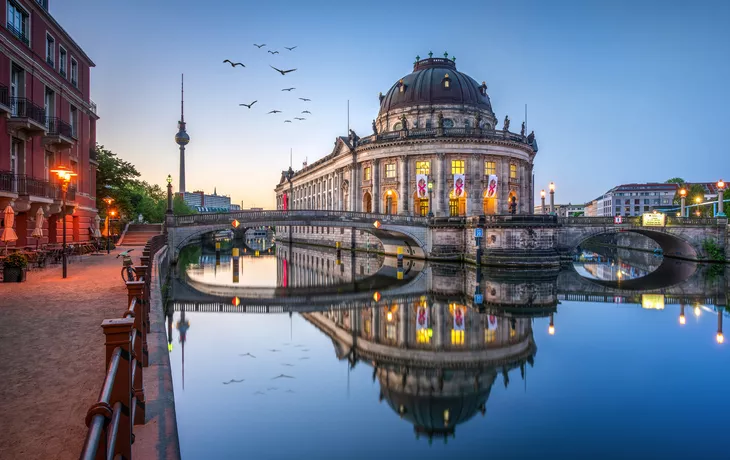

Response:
(378, 58), (493, 116)
(175, 130), (190, 146)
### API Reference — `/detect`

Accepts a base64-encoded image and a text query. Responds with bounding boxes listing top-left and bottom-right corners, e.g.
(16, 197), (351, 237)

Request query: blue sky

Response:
(54, 0), (730, 208)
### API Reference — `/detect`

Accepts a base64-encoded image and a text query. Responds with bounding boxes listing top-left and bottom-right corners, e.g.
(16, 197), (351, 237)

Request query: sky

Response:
(53, 0), (730, 209)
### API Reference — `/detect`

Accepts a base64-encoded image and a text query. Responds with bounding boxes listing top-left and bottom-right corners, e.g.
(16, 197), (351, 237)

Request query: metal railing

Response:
(6, 21), (29, 46)
(80, 235), (165, 459)
(557, 216), (727, 227)
(173, 209), (431, 227)
(0, 84), (8, 107)
(46, 117), (73, 138)
(9, 97), (47, 126)
(16, 175), (56, 198)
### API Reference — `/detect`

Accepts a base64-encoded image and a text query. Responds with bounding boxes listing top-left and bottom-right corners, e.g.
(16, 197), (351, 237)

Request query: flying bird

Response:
(285, 390), (296, 393)
(223, 59), (245, 67)
(270, 65), (297, 75)
(299, 98), (311, 101)
(253, 391), (265, 395)
(268, 50), (280, 55)
(269, 348), (282, 352)
(281, 87), (295, 91)
(268, 110), (282, 114)
(267, 387), (278, 391)
(294, 117), (305, 120)
(284, 46), (297, 51)
(301, 110), (311, 114)
(272, 374), (295, 380)
(253, 43), (266, 48)
(239, 101), (257, 109)
(238, 352), (256, 358)
(299, 357), (310, 360)
(281, 363), (295, 367)
(222, 379), (245, 385)
(284, 120), (292, 123)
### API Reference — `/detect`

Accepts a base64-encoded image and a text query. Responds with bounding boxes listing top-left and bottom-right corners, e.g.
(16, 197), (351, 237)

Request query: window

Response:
(485, 328), (496, 344)
(59, 46), (67, 77)
(509, 163), (517, 180)
(415, 161), (430, 175)
(442, 118), (454, 128)
(70, 58), (78, 86)
(46, 33), (55, 67)
(363, 167), (371, 181)
(44, 151), (52, 180)
(385, 163), (396, 178)
(485, 161), (496, 176)
(451, 160), (464, 175)
(44, 87), (54, 127)
(443, 73), (451, 89)
(10, 64), (23, 114)
(69, 105), (78, 137)
(7, 1), (29, 46)
(392, 122), (402, 131)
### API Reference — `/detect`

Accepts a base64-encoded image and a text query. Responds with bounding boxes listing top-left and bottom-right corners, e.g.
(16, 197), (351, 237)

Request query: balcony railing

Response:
(6, 22), (29, 46)
(90, 99), (97, 115)
(355, 127), (531, 148)
(0, 172), (77, 200)
(0, 171), (15, 193)
(9, 97), (47, 126)
(46, 117), (74, 138)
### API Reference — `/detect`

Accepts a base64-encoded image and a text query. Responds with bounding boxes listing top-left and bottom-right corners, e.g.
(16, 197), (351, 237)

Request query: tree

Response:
(666, 178), (685, 185)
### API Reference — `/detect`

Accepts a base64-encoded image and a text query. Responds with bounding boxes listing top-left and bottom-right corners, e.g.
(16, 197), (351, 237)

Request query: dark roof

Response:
(613, 183), (679, 192)
(378, 58), (493, 116)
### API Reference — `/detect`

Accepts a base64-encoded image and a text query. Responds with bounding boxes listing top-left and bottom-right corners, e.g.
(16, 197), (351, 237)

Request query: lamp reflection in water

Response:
(694, 304), (702, 317)
(717, 310), (724, 344)
(548, 313), (555, 335)
(679, 304), (686, 325)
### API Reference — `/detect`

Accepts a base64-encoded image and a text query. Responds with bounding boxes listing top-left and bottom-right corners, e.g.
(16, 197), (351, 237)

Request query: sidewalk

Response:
(0, 251), (131, 460)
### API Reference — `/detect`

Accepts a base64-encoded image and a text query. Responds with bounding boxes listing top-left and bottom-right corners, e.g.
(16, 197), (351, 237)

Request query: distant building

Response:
(229, 203), (241, 211)
(179, 188), (233, 212)
(586, 183), (679, 217)
(584, 199), (599, 217)
(533, 203), (583, 216)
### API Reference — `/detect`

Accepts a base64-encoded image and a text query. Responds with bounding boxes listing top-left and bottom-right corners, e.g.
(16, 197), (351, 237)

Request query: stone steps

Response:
(119, 224), (163, 246)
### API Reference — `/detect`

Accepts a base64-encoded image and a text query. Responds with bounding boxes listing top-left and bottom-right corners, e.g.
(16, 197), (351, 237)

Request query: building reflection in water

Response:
(304, 297), (538, 441)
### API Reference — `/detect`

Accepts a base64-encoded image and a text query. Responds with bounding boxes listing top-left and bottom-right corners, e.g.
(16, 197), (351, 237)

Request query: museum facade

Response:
(275, 55), (538, 218)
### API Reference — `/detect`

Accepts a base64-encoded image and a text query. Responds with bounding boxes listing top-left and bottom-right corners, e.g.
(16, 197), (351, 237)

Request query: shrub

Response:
(4, 252), (28, 269)
(702, 238), (725, 262)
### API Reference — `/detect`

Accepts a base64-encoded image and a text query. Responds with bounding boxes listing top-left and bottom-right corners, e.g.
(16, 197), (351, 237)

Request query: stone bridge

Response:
(166, 210), (728, 264)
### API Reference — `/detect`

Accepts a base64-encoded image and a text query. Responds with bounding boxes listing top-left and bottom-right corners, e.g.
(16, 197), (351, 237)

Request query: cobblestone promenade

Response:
(0, 251), (129, 460)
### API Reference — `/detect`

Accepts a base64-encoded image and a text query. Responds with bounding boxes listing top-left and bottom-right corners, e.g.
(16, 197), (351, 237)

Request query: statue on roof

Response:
(520, 121), (526, 137)
(372, 119), (378, 135)
(503, 115), (510, 132)
(400, 114), (408, 130)
(349, 129), (359, 147)
(437, 112), (444, 128)
(475, 112), (482, 129)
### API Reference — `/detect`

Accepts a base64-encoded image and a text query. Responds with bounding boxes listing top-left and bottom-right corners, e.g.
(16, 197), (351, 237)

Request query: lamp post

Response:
(427, 181), (434, 218)
(50, 165), (77, 279)
(717, 310), (724, 344)
(679, 304), (686, 325)
(716, 179), (726, 217)
(110, 209), (117, 245)
(695, 197), (701, 217)
(679, 188), (686, 218)
(540, 189), (546, 214)
(103, 197), (114, 254)
(549, 182), (555, 215)
(166, 174), (173, 214)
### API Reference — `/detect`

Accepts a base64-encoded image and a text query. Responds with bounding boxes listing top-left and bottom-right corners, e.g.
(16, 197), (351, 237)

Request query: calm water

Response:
(167, 239), (729, 460)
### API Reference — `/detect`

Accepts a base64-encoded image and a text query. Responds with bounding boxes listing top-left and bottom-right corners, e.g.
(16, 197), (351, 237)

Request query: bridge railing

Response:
(173, 209), (430, 226)
(559, 216), (728, 227)
(79, 235), (166, 460)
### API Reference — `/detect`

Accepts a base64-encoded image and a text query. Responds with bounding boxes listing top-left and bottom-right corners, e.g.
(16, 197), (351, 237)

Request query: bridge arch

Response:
(563, 227), (699, 261)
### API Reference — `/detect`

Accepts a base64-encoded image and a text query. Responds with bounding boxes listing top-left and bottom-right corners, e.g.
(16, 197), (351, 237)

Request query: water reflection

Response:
(166, 239), (728, 459)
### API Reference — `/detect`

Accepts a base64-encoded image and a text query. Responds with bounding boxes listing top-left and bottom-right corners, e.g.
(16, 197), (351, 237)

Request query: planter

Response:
(3, 266), (27, 283)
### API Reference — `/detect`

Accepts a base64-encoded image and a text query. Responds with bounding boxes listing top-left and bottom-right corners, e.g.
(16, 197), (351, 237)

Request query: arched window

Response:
(443, 118), (454, 128)
(393, 122), (402, 131)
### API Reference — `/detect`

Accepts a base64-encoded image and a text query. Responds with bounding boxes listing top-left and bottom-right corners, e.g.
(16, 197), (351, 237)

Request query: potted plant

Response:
(3, 252), (28, 282)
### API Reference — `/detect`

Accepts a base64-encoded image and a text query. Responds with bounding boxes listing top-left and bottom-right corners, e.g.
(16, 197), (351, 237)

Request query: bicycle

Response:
(117, 249), (136, 282)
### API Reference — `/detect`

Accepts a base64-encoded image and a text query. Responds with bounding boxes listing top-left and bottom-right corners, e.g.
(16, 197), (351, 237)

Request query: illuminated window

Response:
(386, 324), (396, 341)
(416, 328), (432, 344)
(363, 167), (371, 181)
(484, 161), (496, 176)
(385, 163), (396, 178)
(451, 160), (464, 175)
(415, 161), (430, 176)
(509, 328), (516, 338)
(509, 164), (517, 180)
(442, 73), (451, 89)
(485, 329), (496, 343)
(451, 329), (465, 345)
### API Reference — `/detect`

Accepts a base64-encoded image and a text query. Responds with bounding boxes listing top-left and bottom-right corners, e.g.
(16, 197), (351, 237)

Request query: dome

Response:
(175, 130), (190, 146)
(378, 57), (493, 117)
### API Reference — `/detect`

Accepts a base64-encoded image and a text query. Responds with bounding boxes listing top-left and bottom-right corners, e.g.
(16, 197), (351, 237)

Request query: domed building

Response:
(275, 54), (538, 218)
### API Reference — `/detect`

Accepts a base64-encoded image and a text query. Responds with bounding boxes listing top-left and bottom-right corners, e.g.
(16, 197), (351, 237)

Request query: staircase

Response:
(118, 223), (163, 246)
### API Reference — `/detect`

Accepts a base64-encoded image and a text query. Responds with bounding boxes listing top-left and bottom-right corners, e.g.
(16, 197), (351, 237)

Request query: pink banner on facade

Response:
(453, 174), (465, 197)
(416, 174), (428, 199)
(486, 175), (498, 198)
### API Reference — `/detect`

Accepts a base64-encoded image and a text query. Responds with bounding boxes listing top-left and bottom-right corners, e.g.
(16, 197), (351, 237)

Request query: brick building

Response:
(0, 0), (98, 247)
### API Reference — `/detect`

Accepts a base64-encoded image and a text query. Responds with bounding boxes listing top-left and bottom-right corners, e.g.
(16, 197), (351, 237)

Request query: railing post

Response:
(123, 301), (146, 426)
(126, 280), (148, 367)
(101, 318), (134, 460)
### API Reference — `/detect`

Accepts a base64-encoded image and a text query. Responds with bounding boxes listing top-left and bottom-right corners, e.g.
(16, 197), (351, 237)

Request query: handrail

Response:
(172, 209), (431, 227)
(80, 234), (166, 459)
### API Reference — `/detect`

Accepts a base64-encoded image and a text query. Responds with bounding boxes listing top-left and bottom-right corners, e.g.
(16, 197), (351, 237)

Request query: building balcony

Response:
(89, 146), (98, 163)
(43, 117), (75, 148)
(0, 84), (9, 114)
(8, 98), (47, 135)
(6, 22), (29, 46)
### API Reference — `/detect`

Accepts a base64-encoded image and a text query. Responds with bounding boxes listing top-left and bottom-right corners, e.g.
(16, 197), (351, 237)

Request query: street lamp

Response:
(540, 189), (546, 214)
(695, 196), (701, 217)
(549, 182), (555, 215)
(166, 174), (174, 214)
(50, 165), (77, 279)
(427, 181), (434, 217)
(679, 304), (686, 325)
(716, 179), (726, 217)
(103, 197), (114, 254)
(679, 188), (687, 218)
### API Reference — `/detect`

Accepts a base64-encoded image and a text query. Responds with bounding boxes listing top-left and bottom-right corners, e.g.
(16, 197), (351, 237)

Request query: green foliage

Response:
(665, 178), (685, 185)
(94, 144), (196, 222)
(4, 252), (28, 269)
(672, 183), (712, 217)
(702, 238), (725, 262)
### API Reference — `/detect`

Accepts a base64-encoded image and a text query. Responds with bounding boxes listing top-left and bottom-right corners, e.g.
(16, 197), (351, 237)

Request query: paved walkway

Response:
(0, 250), (131, 460)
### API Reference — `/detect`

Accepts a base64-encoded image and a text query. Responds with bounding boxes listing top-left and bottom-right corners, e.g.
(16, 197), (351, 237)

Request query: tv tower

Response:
(174, 74), (190, 193)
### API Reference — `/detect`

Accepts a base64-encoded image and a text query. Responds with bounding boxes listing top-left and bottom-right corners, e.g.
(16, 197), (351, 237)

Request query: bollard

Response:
(232, 247), (239, 258)
(101, 318), (134, 460)
(126, 281), (148, 366)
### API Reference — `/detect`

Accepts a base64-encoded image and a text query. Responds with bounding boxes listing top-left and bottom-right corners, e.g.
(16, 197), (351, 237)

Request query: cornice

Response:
(355, 136), (535, 157)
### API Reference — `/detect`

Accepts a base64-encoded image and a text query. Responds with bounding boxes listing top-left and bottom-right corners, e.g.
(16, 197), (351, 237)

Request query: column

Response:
(435, 153), (447, 217)
(467, 154), (481, 216)
(499, 160), (509, 214)
(520, 162), (528, 214)
(373, 159), (380, 213)
(349, 164), (358, 212)
(397, 156), (408, 215)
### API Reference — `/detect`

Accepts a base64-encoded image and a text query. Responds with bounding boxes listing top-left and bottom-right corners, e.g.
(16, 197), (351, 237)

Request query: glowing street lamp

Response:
(50, 165), (77, 279)
(679, 189), (687, 217)
(103, 197), (114, 254)
(716, 179), (726, 217)
(427, 181), (434, 217)
(166, 174), (174, 215)
(540, 189), (546, 214)
(548, 313), (555, 335)
(717, 310), (724, 344)
(549, 182), (555, 215)
(679, 304), (686, 325)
